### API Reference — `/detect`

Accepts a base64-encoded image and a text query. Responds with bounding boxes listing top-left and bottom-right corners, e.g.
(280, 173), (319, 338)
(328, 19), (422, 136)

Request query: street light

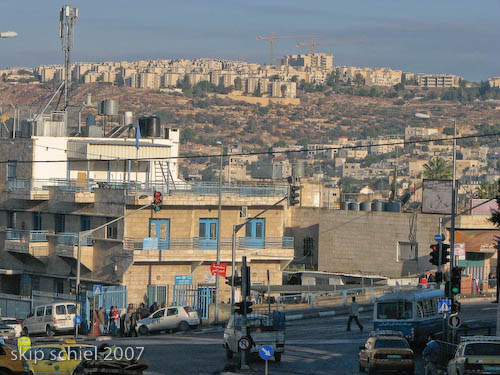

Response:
(0, 31), (18, 38)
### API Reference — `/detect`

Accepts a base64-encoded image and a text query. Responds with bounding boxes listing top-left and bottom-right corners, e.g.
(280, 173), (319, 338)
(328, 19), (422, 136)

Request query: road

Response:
(97, 299), (498, 374)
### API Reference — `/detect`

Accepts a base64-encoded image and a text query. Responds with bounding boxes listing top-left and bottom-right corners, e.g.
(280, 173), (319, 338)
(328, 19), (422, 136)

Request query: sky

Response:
(1, 0), (499, 81)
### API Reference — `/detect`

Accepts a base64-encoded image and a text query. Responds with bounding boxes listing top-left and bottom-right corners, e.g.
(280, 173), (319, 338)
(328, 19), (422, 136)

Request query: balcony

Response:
(8, 179), (97, 203)
(4, 229), (49, 257)
(54, 233), (94, 271)
(7, 179), (51, 200)
(124, 236), (295, 267)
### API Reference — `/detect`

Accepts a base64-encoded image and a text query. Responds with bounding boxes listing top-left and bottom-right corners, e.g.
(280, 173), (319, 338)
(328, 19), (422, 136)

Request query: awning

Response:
(454, 230), (500, 253)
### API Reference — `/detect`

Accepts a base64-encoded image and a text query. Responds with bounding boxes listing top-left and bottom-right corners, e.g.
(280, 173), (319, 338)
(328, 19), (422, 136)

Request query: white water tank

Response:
(124, 111), (133, 126)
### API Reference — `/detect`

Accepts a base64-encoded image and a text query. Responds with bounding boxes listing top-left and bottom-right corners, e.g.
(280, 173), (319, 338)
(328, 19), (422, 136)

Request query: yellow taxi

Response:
(448, 336), (500, 375)
(0, 342), (30, 374)
(358, 330), (414, 375)
(24, 341), (96, 375)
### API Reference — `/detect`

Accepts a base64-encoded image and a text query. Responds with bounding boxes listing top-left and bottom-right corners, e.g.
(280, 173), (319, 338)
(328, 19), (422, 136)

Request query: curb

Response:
(285, 305), (373, 321)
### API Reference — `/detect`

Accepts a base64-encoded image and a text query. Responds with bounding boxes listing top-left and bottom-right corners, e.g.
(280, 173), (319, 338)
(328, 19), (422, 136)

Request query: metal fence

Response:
(0, 293), (32, 319)
(55, 233), (93, 246)
(5, 229), (48, 242)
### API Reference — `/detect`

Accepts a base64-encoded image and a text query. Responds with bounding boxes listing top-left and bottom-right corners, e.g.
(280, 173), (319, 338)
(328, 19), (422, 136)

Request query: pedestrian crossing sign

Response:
(438, 298), (451, 313)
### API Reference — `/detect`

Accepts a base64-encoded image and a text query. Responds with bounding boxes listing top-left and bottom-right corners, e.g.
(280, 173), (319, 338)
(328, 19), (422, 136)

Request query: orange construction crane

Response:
(257, 32), (315, 66)
(296, 39), (366, 54)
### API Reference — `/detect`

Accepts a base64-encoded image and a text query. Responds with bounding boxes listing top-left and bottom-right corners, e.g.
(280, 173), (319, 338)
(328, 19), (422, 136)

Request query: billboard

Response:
(422, 179), (452, 214)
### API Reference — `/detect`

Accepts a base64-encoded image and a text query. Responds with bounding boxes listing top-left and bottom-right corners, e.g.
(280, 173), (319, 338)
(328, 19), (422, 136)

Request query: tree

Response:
(353, 73), (365, 87)
(476, 179), (500, 199)
(234, 77), (243, 91)
(423, 157), (452, 179)
(281, 84), (288, 98)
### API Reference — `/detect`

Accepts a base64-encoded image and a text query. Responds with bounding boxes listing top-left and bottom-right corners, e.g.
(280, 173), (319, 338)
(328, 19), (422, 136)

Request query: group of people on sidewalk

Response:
(92, 302), (156, 337)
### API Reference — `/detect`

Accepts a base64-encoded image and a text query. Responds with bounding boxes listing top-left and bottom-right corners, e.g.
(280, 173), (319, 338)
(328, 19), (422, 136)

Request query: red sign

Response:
(210, 262), (227, 277)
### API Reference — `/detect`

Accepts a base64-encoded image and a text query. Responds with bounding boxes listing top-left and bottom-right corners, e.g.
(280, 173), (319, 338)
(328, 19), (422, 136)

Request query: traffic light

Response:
(241, 264), (251, 299)
(451, 267), (462, 295)
(235, 302), (244, 315)
(287, 176), (300, 206)
(225, 274), (242, 287)
(429, 244), (439, 266)
(451, 301), (461, 314)
(234, 301), (254, 315)
(152, 191), (162, 212)
(245, 301), (254, 315)
(435, 271), (443, 283)
(440, 243), (450, 265)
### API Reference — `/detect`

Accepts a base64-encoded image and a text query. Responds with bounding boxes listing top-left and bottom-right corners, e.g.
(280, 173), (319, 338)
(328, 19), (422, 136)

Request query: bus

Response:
(373, 288), (445, 345)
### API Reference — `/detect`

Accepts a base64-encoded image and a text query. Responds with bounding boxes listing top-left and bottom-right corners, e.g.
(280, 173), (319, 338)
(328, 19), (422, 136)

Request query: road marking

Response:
(288, 339), (366, 345)
(481, 307), (497, 311)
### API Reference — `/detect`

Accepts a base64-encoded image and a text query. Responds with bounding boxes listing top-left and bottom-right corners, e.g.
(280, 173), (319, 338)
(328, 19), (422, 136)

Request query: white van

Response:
(22, 301), (77, 336)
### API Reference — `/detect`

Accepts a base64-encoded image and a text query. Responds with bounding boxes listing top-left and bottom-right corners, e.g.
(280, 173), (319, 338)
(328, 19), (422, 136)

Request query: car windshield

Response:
(375, 339), (409, 349)
(377, 301), (413, 320)
(0, 319), (17, 325)
(67, 305), (76, 314)
(464, 343), (500, 356)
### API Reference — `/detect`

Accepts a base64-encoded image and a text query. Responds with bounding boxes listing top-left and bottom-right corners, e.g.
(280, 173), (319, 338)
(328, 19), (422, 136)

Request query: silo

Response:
(372, 200), (384, 212)
(139, 115), (161, 138)
(386, 201), (401, 212)
(348, 202), (360, 211)
(124, 111), (133, 126)
(360, 201), (371, 211)
(341, 201), (350, 210)
(86, 115), (96, 126)
(98, 99), (119, 115)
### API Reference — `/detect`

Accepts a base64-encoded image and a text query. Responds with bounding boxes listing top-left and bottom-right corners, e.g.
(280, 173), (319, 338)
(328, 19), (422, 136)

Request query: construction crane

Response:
(296, 39), (365, 54)
(256, 32), (315, 66)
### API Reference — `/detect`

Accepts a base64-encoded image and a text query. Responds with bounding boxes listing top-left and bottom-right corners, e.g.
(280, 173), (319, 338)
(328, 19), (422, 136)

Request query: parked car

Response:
(25, 342), (96, 375)
(0, 322), (16, 341)
(223, 312), (285, 362)
(22, 301), (77, 336)
(448, 336), (500, 375)
(1, 317), (23, 337)
(358, 330), (414, 374)
(0, 341), (30, 374)
(136, 305), (200, 335)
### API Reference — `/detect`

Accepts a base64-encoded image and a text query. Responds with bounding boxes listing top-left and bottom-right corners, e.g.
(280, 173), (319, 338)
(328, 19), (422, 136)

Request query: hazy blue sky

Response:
(1, 0), (499, 81)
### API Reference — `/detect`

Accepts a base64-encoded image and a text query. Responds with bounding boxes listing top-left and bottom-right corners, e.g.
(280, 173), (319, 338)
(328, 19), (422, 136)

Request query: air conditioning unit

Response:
(240, 206), (248, 218)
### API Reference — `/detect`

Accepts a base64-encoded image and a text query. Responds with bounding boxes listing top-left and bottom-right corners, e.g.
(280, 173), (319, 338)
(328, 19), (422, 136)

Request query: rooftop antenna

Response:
(60, 4), (78, 114)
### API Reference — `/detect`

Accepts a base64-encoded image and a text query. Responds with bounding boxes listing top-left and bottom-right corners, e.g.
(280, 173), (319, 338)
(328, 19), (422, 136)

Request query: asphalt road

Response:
(98, 298), (498, 375)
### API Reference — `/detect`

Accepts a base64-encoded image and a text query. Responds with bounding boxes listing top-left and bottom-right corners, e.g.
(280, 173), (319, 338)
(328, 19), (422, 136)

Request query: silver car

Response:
(137, 306), (200, 335)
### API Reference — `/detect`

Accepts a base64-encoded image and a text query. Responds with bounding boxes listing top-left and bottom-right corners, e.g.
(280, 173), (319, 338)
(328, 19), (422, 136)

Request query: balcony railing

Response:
(5, 229), (48, 242)
(124, 236), (294, 251)
(55, 233), (93, 246)
(7, 178), (288, 198)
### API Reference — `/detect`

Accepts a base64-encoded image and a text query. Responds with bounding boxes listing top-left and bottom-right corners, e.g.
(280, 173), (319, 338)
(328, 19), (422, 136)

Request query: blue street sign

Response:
(434, 234), (443, 242)
(74, 315), (82, 325)
(93, 285), (103, 296)
(259, 345), (274, 360)
(175, 275), (193, 285)
(438, 298), (451, 313)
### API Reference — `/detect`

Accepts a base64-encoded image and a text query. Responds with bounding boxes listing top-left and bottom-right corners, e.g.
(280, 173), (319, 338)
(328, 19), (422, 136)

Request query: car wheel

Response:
(225, 347), (233, 360)
(178, 321), (189, 332)
(274, 353), (282, 363)
(46, 325), (54, 337)
(138, 325), (149, 336)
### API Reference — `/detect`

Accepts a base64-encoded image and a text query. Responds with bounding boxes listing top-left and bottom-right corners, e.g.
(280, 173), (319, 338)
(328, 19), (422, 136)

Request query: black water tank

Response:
(138, 115), (161, 138)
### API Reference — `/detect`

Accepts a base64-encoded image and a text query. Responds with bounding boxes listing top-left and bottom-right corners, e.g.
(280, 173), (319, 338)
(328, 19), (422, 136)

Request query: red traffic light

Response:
(430, 244), (438, 252)
(154, 191), (162, 199)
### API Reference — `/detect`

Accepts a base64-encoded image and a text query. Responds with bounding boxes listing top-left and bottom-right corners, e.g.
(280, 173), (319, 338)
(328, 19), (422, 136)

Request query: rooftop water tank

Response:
(124, 111), (133, 126)
(348, 202), (360, 211)
(98, 99), (119, 116)
(386, 201), (401, 212)
(86, 115), (96, 126)
(360, 201), (371, 211)
(138, 115), (161, 138)
(341, 201), (350, 210)
(372, 200), (384, 212)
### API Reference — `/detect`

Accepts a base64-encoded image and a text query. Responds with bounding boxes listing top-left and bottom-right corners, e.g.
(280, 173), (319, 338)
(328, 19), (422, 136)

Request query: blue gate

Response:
(172, 285), (213, 320)
(83, 286), (127, 333)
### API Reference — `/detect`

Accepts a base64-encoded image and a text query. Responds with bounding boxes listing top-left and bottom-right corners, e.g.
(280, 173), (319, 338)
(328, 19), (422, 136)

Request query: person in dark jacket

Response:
(149, 302), (159, 315)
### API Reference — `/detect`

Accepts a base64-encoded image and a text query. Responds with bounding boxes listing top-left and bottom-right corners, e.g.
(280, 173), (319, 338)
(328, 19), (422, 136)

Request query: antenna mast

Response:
(60, 4), (78, 112)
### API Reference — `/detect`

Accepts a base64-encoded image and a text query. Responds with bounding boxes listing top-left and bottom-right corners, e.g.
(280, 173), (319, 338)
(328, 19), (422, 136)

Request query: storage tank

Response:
(371, 200), (384, 212)
(138, 115), (161, 138)
(360, 201), (371, 211)
(386, 201), (401, 212)
(341, 201), (350, 210)
(98, 99), (119, 115)
(86, 115), (96, 126)
(348, 202), (360, 211)
(124, 111), (133, 126)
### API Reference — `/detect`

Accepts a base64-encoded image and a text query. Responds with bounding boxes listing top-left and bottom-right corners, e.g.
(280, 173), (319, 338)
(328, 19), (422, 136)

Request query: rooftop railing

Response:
(55, 233), (93, 246)
(5, 229), (48, 242)
(123, 236), (294, 251)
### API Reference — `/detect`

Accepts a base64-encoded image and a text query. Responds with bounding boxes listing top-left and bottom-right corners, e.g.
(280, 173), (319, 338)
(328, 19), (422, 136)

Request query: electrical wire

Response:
(1, 131), (498, 164)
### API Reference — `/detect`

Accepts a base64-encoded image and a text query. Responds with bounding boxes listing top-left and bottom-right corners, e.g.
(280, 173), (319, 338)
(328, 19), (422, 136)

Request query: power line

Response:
(1, 131), (498, 164)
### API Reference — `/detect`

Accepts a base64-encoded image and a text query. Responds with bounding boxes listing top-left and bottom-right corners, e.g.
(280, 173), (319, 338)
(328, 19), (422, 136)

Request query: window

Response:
(397, 242), (418, 262)
(55, 214), (65, 233)
(7, 161), (16, 180)
(374, 339), (409, 349)
(80, 216), (91, 231)
(106, 217), (118, 239)
(32, 276), (40, 292)
(56, 305), (66, 315)
(7, 211), (14, 228)
(167, 308), (178, 316)
(54, 280), (64, 294)
(66, 304), (76, 314)
(377, 301), (413, 320)
(416, 298), (438, 318)
(33, 212), (42, 231)
(45, 306), (52, 315)
(152, 309), (165, 319)
(36, 306), (45, 316)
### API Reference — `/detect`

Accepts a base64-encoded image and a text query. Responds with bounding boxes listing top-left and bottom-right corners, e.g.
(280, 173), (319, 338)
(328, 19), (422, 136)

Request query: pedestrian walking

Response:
(423, 335), (441, 375)
(109, 306), (116, 336)
(98, 307), (106, 335)
(346, 296), (363, 332)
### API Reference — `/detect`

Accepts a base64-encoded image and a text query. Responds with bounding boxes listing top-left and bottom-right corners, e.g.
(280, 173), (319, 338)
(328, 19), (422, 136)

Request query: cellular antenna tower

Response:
(60, 4), (78, 111)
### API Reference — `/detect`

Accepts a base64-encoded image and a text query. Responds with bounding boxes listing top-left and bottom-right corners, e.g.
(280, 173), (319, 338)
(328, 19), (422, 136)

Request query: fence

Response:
(0, 293), (31, 319)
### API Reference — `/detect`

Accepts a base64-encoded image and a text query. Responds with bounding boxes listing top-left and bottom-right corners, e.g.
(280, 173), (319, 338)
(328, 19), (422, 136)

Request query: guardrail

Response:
(56, 233), (93, 246)
(123, 236), (294, 251)
(5, 229), (48, 242)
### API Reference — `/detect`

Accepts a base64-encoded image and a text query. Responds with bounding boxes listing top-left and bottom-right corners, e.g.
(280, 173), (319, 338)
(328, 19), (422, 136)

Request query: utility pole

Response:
(450, 118), (457, 299)
(214, 142), (223, 324)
